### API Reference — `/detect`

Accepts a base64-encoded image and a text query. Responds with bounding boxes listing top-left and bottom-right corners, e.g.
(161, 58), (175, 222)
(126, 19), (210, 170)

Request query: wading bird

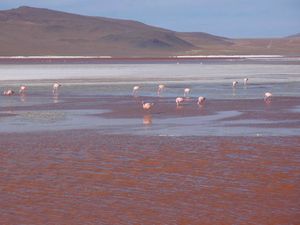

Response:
(264, 92), (272, 101)
(232, 81), (238, 87)
(3, 89), (14, 96)
(197, 96), (206, 105)
(176, 97), (184, 106)
(142, 102), (154, 110)
(53, 82), (61, 94)
(184, 88), (190, 97)
(19, 85), (27, 94)
(157, 84), (165, 95)
(132, 86), (140, 95)
(244, 78), (249, 85)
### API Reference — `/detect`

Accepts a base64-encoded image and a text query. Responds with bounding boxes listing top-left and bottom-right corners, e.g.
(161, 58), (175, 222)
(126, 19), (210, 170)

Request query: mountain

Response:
(286, 33), (300, 38)
(0, 6), (299, 56)
(0, 6), (197, 56)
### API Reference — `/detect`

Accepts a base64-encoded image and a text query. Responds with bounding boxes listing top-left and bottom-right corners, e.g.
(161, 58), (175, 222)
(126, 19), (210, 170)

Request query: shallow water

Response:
(0, 107), (299, 136)
(1, 62), (300, 224)
(1, 63), (300, 99)
(0, 63), (300, 136)
(0, 133), (299, 224)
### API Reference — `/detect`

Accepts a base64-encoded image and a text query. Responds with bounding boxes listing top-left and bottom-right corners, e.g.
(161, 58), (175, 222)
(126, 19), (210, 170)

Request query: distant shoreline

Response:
(0, 55), (299, 64)
(0, 55), (288, 60)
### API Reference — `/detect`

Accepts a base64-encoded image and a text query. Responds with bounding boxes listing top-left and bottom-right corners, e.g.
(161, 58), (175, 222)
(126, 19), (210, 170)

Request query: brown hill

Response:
(286, 33), (300, 38)
(0, 6), (299, 56)
(0, 6), (196, 56)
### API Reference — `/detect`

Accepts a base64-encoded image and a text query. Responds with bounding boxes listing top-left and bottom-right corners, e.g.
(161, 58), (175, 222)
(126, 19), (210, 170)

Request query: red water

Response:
(1, 132), (299, 224)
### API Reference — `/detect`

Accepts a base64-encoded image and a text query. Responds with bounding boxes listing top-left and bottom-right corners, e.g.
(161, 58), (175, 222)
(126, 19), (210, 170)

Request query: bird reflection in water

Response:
(176, 105), (183, 110)
(232, 88), (237, 96)
(198, 103), (205, 112)
(20, 94), (27, 103)
(53, 94), (59, 104)
(143, 114), (152, 126)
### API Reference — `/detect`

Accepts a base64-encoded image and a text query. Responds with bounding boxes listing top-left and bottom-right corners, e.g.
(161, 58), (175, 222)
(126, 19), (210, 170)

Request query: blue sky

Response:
(0, 0), (299, 38)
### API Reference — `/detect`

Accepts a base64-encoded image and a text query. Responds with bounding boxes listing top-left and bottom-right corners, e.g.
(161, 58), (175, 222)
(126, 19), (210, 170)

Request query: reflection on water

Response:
(0, 108), (298, 136)
(143, 114), (152, 126)
(197, 103), (206, 111)
(176, 105), (183, 110)
(20, 94), (27, 103)
(232, 88), (237, 96)
(53, 94), (59, 104)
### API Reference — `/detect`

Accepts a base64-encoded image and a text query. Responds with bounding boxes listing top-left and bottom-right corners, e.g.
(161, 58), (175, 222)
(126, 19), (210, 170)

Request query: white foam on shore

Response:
(0, 55), (295, 59)
(174, 55), (284, 58)
(0, 56), (112, 59)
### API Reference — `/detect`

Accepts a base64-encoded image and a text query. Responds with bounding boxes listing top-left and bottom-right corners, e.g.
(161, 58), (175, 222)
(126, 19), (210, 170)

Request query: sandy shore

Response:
(0, 131), (299, 224)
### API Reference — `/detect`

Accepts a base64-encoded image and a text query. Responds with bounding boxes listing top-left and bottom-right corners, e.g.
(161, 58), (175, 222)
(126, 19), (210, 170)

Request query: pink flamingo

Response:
(264, 92), (272, 101)
(176, 97), (184, 106)
(19, 85), (27, 94)
(197, 96), (206, 105)
(157, 84), (165, 95)
(53, 82), (61, 94)
(132, 86), (140, 95)
(3, 89), (15, 96)
(184, 88), (190, 97)
(142, 101), (154, 110)
(232, 81), (238, 87)
(244, 78), (248, 85)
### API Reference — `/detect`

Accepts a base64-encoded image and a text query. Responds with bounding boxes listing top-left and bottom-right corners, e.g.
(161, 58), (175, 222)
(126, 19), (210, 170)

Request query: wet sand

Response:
(0, 131), (299, 224)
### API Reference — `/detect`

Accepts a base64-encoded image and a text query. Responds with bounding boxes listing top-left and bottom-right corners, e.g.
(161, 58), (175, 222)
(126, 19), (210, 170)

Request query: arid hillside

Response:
(0, 6), (299, 56)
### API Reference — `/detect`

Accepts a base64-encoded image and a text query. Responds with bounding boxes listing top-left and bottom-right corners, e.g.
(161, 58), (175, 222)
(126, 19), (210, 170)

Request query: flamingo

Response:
(53, 82), (61, 94)
(244, 78), (249, 85)
(197, 96), (206, 105)
(19, 85), (27, 94)
(157, 84), (165, 95)
(142, 101), (154, 110)
(264, 92), (272, 101)
(176, 97), (184, 106)
(3, 89), (15, 96)
(232, 81), (238, 87)
(132, 86), (140, 95)
(184, 88), (190, 97)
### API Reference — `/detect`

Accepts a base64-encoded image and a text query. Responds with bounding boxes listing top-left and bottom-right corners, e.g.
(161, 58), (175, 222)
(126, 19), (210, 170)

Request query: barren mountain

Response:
(0, 6), (299, 56)
(286, 33), (300, 38)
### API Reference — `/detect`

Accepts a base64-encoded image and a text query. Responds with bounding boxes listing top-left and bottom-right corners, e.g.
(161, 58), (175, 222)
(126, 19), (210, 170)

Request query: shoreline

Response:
(0, 55), (300, 64)
(0, 54), (288, 59)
